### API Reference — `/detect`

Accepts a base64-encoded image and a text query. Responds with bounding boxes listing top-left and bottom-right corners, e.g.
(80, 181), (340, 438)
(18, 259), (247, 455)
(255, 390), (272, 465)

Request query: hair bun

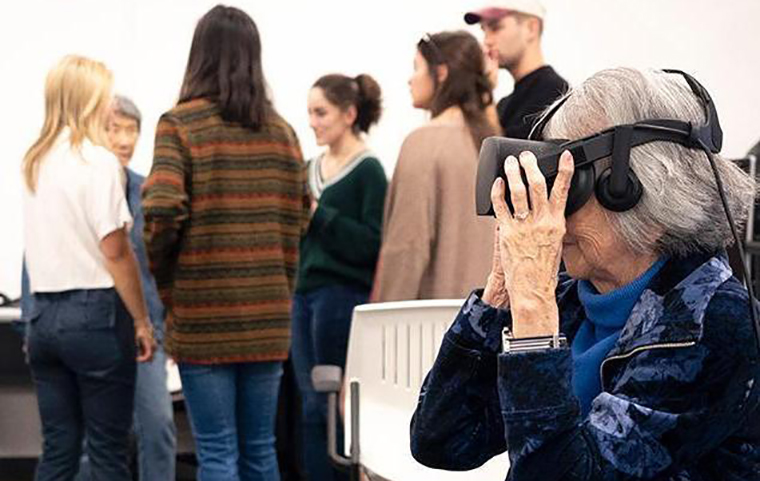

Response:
(354, 74), (383, 133)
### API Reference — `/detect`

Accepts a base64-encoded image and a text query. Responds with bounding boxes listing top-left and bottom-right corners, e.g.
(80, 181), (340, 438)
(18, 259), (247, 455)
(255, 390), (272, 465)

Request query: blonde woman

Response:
(22, 55), (154, 481)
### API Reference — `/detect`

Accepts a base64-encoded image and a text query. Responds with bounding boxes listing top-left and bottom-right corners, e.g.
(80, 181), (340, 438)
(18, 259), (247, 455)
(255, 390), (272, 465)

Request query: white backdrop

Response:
(1, 0), (759, 297)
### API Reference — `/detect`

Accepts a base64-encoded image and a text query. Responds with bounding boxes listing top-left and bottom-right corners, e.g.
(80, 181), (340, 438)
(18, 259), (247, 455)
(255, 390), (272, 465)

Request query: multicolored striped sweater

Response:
(142, 98), (311, 364)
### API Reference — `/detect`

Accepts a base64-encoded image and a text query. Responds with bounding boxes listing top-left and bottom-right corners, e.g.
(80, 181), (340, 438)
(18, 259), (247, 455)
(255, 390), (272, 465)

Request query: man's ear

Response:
(436, 64), (449, 84)
(526, 16), (542, 41)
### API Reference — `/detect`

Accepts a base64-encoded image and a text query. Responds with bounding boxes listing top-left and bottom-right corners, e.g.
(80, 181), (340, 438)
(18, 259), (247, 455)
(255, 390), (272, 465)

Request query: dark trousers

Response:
(27, 289), (136, 481)
(276, 358), (306, 481)
(291, 285), (369, 481)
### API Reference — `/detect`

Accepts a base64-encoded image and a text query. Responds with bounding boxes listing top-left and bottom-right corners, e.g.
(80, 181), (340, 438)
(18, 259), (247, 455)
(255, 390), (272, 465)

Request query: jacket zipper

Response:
(599, 341), (696, 391)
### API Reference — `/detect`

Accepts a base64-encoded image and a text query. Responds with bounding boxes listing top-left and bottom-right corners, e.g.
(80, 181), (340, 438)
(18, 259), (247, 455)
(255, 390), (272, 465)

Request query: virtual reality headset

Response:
(475, 69), (723, 217)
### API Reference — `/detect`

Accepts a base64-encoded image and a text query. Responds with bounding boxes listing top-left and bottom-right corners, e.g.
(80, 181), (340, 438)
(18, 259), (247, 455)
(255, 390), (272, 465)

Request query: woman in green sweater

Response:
(293, 73), (387, 481)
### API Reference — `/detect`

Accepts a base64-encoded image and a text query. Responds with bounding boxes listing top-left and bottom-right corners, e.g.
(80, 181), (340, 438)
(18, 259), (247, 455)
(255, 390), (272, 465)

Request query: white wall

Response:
(1, 0), (759, 297)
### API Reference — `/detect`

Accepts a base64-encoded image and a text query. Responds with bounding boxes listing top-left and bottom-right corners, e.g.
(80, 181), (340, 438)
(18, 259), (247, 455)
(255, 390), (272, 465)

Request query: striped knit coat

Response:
(142, 99), (311, 364)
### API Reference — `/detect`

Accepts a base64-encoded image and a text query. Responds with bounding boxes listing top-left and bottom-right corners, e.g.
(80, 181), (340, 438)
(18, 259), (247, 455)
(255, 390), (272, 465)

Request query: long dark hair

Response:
(313, 73), (382, 133)
(417, 31), (497, 151)
(179, 5), (272, 129)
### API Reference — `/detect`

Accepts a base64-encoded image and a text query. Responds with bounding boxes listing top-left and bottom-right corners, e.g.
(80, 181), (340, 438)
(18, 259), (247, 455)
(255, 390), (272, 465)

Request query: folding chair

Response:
(313, 299), (510, 481)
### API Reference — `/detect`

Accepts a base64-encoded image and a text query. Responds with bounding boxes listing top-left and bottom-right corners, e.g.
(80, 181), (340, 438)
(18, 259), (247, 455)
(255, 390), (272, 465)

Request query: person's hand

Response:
(490, 150), (574, 337)
(483, 47), (499, 91)
(482, 225), (509, 308)
(310, 199), (318, 215)
(135, 319), (156, 362)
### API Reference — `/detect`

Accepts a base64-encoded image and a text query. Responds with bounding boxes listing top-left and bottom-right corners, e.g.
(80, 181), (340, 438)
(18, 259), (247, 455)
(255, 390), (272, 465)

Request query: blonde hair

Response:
(22, 55), (114, 192)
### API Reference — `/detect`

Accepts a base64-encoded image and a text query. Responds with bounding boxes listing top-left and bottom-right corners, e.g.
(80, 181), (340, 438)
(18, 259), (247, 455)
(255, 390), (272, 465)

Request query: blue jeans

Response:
(27, 289), (136, 481)
(179, 361), (283, 481)
(291, 285), (369, 481)
(76, 345), (177, 481)
(134, 346), (176, 481)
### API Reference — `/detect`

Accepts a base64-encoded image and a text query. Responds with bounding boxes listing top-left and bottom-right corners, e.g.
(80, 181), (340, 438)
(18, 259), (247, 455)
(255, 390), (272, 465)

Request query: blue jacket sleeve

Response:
(410, 290), (512, 470)
(15, 259), (33, 338)
(412, 285), (760, 480)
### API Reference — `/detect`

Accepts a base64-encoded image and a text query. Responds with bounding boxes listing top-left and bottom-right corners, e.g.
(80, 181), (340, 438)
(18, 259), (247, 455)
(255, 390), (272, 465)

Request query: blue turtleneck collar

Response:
(571, 257), (667, 415)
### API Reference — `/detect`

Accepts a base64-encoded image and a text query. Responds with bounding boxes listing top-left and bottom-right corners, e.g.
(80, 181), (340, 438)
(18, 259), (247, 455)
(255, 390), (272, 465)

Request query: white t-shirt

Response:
(23, 130), (133, 293)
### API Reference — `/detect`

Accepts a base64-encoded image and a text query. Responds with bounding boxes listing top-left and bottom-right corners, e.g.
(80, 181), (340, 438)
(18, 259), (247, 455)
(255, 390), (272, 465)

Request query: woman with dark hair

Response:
(292, 72), (386, 481)
(373, 30), (499, 301)
(142, 5), (310, 481)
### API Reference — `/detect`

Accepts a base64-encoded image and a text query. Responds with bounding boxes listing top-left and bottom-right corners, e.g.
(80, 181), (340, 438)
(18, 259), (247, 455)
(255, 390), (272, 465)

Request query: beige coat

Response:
(373, 120), (494, 301)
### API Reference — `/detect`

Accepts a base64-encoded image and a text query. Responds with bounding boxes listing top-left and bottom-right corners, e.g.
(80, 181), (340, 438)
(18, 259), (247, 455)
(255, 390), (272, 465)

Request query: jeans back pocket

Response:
(84, 289), (117, 330)
(56, 289), (117, 331)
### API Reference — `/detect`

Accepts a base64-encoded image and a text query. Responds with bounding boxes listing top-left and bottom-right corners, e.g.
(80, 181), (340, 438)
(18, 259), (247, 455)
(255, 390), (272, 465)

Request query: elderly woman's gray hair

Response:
(543, 67), (756, 257)
(112, 95), (142, 131)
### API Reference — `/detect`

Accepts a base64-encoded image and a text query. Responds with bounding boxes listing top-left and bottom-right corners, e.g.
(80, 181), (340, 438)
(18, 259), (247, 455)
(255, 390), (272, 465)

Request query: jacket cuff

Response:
(497, 347), (577, 418)
(448, 289), (511, 353)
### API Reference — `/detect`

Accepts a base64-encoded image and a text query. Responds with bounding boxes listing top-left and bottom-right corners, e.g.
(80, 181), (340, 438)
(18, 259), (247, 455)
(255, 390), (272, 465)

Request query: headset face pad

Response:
(475, 137), (596, 217)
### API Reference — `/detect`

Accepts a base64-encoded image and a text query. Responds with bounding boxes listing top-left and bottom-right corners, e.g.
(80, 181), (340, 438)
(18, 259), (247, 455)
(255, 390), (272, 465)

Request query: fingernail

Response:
(506, 156), (517, 166)
(519, 151), (531, 161)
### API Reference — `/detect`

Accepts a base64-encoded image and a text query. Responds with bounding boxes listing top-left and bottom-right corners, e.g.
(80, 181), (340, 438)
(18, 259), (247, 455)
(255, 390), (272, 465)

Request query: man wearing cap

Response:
(465, 0), (568, 139)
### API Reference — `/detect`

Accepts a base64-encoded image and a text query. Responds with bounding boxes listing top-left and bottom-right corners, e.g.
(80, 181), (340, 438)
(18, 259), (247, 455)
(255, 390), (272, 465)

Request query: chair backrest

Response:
(343, 299), (510, 481)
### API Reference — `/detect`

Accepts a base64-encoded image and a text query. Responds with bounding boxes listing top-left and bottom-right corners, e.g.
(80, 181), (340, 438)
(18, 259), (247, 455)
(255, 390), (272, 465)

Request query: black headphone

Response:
(532, 69), (721, 213)
(474, 69), (759, 348)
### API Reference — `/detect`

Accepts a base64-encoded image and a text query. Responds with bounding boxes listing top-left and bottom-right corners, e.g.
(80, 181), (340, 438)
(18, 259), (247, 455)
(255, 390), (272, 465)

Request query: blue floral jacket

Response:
(410, 252), (760, 480)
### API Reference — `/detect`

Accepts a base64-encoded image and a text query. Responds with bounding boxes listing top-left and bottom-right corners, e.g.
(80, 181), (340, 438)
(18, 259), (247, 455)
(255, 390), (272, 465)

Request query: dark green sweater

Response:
(296, 154), (387, 294)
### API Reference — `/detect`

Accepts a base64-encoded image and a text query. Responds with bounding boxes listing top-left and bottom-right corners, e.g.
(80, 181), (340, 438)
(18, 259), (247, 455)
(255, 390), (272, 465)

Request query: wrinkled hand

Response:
(483, 225), (509, 308)
(135, 320), (156, 362)
(490, 150), (574, 337)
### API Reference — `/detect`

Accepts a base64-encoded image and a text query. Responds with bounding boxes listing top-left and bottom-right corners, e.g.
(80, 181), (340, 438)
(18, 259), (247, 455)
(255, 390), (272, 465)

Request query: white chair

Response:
(342, 299), (510, 481)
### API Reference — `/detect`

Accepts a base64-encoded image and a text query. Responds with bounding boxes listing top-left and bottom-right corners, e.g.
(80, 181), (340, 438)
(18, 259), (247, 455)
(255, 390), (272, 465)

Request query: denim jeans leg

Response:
(237, 361), (283, 481)
(312, 286), (367, 481)
(134, 345), (177, 481)
(28, 304), (85, 481)
(291, 293), (331, 481)
(179, 363), (240, 481)
(30, 290), (135, 481)
(292, 286), (368, 481)
(73, 292), (136, 481)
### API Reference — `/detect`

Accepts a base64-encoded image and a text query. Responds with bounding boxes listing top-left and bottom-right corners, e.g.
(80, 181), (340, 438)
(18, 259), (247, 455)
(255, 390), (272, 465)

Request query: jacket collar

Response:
(559, 252), (733, 357)
(124, 167), (142, 204)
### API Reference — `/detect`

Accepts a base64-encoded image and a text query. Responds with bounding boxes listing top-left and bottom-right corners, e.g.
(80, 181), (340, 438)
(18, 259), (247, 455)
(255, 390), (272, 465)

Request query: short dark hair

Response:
(179, 5), (272, 129)
(312, 74), (382, 133)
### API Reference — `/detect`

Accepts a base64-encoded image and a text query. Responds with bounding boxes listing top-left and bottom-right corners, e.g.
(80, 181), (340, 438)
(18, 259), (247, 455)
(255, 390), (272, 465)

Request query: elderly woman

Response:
(410, 68), (760, 480)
